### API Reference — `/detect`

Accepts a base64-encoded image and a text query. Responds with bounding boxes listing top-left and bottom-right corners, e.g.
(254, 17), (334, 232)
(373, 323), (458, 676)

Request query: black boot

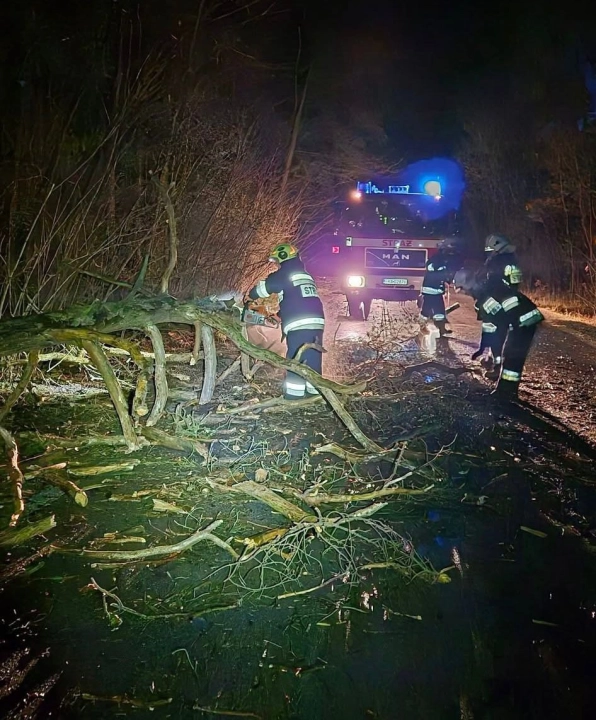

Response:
(436, 320), (452, 337)
(490, 380), (518, 402)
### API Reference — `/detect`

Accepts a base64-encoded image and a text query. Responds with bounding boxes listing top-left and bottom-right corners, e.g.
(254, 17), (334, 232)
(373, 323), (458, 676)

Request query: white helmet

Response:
(485, 233), (515, 254)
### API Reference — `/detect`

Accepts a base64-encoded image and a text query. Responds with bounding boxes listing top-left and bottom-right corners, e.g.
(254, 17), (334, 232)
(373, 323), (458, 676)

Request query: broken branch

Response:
(208, 479), (316, 523)
(199, 325), (217, 405)
(296, 485), (433, 507)
(40, 469), (88, 507)
(191, 320), (202, 366)
(65, 519), (236, 561)
(153, 177), (179, 295)
(140, 426), (209, 459)
(319, 387), (384, 453)
(0, 514), (56, 547)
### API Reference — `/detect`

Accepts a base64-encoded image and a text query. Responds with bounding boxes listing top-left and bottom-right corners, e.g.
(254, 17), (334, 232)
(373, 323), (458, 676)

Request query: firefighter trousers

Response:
(420, 294), (446, 322)
(284, 329), (324, 398)
(498, 325), (538, 388)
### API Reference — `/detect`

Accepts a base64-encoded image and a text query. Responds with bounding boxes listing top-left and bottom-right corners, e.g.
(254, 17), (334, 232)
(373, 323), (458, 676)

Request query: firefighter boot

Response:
(435, 320), (452, 338)
(490, 379), (519, 402)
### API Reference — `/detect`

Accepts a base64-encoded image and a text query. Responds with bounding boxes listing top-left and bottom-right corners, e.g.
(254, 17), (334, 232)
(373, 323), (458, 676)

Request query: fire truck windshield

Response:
(337, 197), (455, 239)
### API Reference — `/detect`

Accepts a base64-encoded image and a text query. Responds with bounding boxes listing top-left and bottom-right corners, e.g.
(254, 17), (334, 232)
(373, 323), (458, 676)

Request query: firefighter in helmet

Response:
(246, 244), (325, 400)
(474, 233), (524, 376)
(454, 269), (543, 401)
(419, 238), (461, 337)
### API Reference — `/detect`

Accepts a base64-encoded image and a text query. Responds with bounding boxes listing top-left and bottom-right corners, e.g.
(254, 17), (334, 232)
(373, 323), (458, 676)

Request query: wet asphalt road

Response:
(248, 245), (596, 447)
(309, 258), (596, 448)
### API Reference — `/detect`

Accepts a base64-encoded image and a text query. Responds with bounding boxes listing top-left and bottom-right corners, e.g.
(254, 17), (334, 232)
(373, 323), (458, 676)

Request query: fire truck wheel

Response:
(347, 297), (371, 321)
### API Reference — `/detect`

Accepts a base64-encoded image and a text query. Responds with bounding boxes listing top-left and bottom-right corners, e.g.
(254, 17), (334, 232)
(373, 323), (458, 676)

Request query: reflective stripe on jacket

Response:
(474, 278), (543, 330)
(486, 252), (523, 287)
(248, 257), (325, 335)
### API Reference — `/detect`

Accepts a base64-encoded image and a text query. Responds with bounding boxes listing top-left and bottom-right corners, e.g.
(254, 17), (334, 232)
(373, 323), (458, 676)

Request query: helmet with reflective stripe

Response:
(269, 244), (299, 263)
(485, 233), (515, 254)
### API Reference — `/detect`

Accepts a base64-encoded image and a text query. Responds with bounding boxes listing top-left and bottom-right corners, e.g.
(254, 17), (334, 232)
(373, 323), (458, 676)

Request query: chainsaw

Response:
(241, 302), (280, 328)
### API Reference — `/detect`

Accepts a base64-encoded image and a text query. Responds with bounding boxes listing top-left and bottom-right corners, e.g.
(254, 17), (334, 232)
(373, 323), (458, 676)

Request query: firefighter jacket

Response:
(474, 277), (543, 331)
(421, 251), (453, 296)
(485, 251), (523, 287)
(248, 257), (325, 335)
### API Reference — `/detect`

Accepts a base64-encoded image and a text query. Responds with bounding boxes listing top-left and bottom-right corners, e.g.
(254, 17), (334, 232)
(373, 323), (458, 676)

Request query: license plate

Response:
(382, 278), (409, 286)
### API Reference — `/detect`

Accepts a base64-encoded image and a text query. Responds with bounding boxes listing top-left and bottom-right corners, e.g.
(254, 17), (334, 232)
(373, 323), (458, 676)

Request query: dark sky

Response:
(1, 0), (595, 161)
(295, 0), (596, 157)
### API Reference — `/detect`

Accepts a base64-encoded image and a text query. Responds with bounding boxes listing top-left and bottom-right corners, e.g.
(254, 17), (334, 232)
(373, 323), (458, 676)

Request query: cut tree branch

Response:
(199, 325), (217, 405)
(295, 485), (434, 507)
(62, 519), (237, 561)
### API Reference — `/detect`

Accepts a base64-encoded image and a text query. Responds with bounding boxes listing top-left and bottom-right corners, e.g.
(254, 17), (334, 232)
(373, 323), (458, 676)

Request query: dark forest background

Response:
(2, 0), (596, 315)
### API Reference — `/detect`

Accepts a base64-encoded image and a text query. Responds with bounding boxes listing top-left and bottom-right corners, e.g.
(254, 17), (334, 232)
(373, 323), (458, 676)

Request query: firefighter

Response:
(246, 244), (325, 400)
(484, 233), (523, 287)
(456, 269), (543, 400)
(470, 271), (510, 379)
(480, 233), (523, 372)
(419, 239), (460, 337)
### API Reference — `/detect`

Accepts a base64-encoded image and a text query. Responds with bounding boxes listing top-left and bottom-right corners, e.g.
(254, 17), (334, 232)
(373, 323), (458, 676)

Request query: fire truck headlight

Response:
(347, 275), (365, 288)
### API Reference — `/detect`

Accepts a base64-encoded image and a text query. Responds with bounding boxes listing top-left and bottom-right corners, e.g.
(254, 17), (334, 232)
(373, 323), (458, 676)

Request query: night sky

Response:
(1, 0), (596, 161)
(296, 0), (596, 158)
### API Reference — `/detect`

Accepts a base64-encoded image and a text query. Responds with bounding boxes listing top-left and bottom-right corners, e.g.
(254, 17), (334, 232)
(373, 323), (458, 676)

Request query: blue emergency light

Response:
(423, 180), (442, 197)
(353, 158), (465, 220)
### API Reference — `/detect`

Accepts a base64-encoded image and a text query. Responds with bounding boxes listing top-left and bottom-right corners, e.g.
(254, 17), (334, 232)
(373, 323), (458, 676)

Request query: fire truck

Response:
(331, 161), (464, 320)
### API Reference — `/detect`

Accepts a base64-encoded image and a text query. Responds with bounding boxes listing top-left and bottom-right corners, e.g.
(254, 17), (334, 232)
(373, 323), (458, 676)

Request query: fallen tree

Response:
(0, 293), (390, 527)
(0, 295), (371, 457)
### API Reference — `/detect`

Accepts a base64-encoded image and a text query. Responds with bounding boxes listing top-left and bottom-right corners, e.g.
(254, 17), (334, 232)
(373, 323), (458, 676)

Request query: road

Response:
(314, 269), (596, 447)
(247, 244), (596, 447)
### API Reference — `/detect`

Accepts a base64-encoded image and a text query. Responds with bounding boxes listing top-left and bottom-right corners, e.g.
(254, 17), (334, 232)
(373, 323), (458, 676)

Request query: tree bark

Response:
(191, 320), (202, 366)
(145, 324), (168, 426)
(199, 324), (217, 405)
(240, 325), (252, 379)
(139, 426), (209, 459)
(0, 514), (56, 547)
(81, 340), (140, 451)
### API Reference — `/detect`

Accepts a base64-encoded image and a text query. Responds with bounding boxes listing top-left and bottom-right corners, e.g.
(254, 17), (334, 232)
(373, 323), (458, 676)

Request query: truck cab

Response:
(331, 176), (460, 319)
